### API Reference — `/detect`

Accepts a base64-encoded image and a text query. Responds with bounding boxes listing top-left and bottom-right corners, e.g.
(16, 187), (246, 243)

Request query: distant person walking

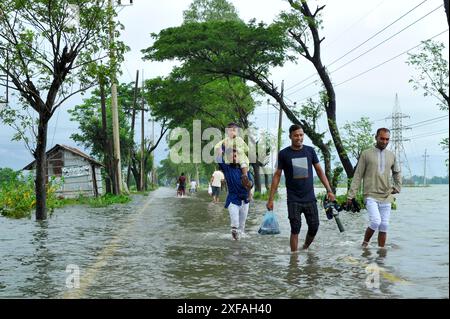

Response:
(177, 173), (186, 197)
(347, 128), (401, 248)
(189, 180), (197, 193)
(210, 167), (225, 203)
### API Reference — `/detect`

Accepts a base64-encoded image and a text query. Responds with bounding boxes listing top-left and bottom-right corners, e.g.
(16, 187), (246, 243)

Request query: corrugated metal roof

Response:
(23, 144), (103, 170)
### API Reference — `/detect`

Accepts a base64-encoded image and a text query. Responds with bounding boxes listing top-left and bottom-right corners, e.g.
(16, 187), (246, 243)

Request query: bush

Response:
(0, 173), (131, 218)
(0, 174), (61, 219)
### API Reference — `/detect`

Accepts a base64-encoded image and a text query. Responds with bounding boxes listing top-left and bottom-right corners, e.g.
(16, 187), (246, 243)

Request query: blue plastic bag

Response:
(258, 211), (280, 235)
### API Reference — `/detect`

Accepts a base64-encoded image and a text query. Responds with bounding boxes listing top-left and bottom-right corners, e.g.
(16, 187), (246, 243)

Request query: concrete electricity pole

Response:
(108, 0), (122, 193)
(423, 149), (430, 185)
(108, 0), (133, 193)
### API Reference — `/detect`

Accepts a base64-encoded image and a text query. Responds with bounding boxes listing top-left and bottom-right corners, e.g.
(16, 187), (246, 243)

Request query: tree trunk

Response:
(287, 1), (354, 182)
(251, 163), (261, 193)
(130, 153), (141, 191)
(263, 167), (270, 192)
(444, 0), (449, 27)
(127, 70), (139, 188)
(35, 114), (49, 220)
(330, 166), (343, 193)
(317, 60), (354, 180)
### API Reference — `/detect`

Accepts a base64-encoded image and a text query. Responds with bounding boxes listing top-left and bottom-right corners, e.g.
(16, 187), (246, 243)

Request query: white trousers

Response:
(365, 197), (391, 232)
(228, 201), (249, 234)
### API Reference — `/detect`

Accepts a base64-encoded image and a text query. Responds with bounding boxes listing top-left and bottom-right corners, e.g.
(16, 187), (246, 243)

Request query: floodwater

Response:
(0, 185), (448, 299)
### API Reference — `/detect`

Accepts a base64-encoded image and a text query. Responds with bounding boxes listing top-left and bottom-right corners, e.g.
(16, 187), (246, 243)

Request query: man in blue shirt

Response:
(266, 124), (335, 252)
(217, 148), (254, 240)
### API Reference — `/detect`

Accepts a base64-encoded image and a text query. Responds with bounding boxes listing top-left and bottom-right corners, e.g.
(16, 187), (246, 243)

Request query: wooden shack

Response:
(23, 144), (103, 199)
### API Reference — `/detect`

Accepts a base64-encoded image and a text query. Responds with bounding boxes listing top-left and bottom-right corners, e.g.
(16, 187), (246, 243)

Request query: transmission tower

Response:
(386, 94), (412, 179)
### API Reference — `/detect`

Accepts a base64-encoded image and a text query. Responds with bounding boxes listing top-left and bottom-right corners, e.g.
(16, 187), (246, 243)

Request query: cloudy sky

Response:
(0, 0), (448, 177)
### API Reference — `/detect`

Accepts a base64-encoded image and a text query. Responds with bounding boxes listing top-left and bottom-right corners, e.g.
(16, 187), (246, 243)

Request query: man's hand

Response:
(391, 187), (399, 194)
(327, 192), (336, 202)
(266, 200), (273, 211)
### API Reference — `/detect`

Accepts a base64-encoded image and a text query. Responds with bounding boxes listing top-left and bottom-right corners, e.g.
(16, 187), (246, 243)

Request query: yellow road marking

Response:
(343, 256), (409, 284)
(63, 195), (154, 299)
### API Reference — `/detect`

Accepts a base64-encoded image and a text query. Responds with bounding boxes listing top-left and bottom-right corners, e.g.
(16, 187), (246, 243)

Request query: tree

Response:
(407, 39), (449, 169)
(0, 167), (18, 184)
(144, 69), (264, 188)
(406, 40), (449, 111)
(183, 0), (240, 23)
(68, 82), (134, 192)
(441, 137), (449, 171)
(0, 0), (126, 220)
(341, 117), (374, 161)
(70, 82), (168, 192)
(142, 20), (339, 184)
(279, 0), (354, 181)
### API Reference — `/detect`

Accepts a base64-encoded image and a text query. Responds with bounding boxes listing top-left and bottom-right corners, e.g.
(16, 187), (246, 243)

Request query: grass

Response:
(54, 193), (132, 209)
(252, 191), (280, 201)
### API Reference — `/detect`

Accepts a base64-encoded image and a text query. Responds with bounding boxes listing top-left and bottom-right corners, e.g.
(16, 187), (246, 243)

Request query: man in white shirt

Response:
(210, 167), (225, 203)
(190, 180), (197, 193)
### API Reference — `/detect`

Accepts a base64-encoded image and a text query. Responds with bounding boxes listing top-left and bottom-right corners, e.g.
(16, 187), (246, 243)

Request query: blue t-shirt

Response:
(277, 145), (319, 203)
(217, 159), (253, 208)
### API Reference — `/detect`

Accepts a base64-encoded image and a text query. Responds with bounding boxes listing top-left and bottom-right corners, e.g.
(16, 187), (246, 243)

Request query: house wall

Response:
(25, 148), (104, 199)
(54, 151), (102, 199)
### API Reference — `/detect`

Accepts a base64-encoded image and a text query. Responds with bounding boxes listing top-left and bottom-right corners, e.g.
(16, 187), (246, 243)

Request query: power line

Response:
(406, 129), (448, 139)
(405, 115), (449, 128)
(287, 4), (443, 97)
(293, 29), (449, 104)
(284, 0), (429, 93)
(323, 0), (387, 50)
(333, 30), (449, 87)
(327, 0), (431, 69)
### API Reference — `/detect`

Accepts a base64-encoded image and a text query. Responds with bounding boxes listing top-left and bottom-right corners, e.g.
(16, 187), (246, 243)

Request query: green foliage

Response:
(0, 172), (132, 218)
(440, 137), (449, 171)
(183, 0), (241, 23)
(54, 193), (131, 209)
(0, 174), (62, 219)
(68, 82), (134, 161)
(144, 71), (256, 130)
(406, 40), (449, 111)
(317, 191), (397, 211)
(341, 117), (374, 161)
(0, 167), (19, 184)
(142, 20), (294, 80)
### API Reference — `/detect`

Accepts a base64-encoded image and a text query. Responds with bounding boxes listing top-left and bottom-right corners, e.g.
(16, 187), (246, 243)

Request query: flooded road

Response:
(0, 185), (448, 298)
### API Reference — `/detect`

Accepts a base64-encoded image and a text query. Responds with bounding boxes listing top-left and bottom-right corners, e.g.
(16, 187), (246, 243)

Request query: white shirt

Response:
(190, 181), (197, 189)
(211, 170), (224, 187)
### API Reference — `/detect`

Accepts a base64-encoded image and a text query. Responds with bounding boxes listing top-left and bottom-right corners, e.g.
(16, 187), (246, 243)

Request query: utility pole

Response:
(423, 149), (429, 185)
(152, 118), (156, 186)
(108, 0), (133, 194)
(108, 0), (122, 194)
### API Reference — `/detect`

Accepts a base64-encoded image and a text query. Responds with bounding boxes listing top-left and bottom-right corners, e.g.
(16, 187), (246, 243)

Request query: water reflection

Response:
(18, 221), (58, 298)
